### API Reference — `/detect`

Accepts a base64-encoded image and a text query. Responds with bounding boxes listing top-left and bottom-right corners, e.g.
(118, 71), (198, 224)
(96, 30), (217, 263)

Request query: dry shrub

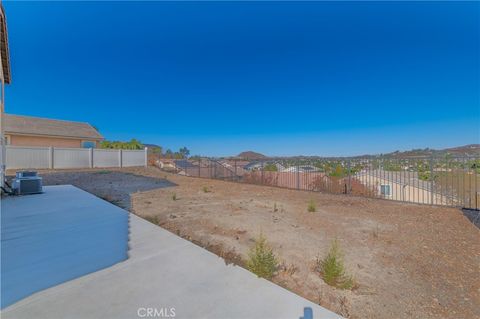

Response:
(279, 262), (298, 276)
(243, 171), (278, 186)
(310, 175), (344, 193)
(350, 178), (377, 197)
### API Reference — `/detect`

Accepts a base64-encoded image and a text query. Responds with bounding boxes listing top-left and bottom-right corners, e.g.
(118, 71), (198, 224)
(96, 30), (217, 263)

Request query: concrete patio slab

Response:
(1, 185), (129, 308)
(2, 185), (341, 319)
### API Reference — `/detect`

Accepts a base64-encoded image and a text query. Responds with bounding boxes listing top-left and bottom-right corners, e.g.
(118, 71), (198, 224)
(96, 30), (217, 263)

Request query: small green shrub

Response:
(172, 193), (177, 201)
(202, 186), (210, 193)
(316, 239), (354, 289)
(247, 233), (278, 279)
(307, 200), (316, 212)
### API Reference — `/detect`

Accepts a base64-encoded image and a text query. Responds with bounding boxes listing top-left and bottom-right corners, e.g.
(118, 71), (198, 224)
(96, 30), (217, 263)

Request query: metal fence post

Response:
(119, 149), (123, 168)
(198, 158), (201, 177)
(234, 160), (237, 179)
(296, 163), (300, 189)
(261, 161), (264, 184)
(430, 155), (434, 205)
(475, 159), (478, 210)
(347, 159), (352, 194)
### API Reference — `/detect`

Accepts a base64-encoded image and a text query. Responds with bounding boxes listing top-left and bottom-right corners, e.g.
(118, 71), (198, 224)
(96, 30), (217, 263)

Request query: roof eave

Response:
(4, 131), (104, 141)
(0, 4), (11, 84)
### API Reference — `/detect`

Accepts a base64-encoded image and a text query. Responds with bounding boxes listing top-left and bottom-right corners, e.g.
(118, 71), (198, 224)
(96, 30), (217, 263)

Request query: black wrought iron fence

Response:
(157, 155), (480, 210)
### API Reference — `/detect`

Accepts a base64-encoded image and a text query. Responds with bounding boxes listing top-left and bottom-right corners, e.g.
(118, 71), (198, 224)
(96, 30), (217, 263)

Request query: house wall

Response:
(0, 37), (5, 189)
(354, 175), (452, 206)
(6, 134), (99, 148)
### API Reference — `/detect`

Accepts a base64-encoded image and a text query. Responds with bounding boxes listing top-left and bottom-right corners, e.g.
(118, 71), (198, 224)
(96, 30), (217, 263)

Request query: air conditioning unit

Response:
(16, 171), (38, 178)
(12, 171), (43, 195)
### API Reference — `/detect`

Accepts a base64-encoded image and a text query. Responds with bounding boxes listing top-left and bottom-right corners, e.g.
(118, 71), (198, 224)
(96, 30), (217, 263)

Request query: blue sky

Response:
(4, 1), (479, 157)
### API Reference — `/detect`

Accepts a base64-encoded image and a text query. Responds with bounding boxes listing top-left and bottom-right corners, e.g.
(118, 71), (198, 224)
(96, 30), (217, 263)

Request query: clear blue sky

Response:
(4, 1), (479, 157)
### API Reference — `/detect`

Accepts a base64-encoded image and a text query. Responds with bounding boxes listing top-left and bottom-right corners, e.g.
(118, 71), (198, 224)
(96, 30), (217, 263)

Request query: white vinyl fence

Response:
(6, 146), (147, 170)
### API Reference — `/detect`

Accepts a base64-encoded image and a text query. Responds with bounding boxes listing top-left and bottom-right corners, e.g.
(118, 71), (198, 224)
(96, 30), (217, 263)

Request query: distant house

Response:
(243, 161), (262, 171)
(4, 114), (103, 148)
(355, 169), (453, 205)
(243, 161), (285, 171)
(281, 165), (318, 173)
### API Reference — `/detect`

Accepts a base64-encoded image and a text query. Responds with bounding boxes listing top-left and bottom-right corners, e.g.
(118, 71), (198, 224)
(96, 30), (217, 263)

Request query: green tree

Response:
(165, 149), (174, 158)
(100, 139), (143, 150)
(150, 146), (162, 155)
(173, 152), (184, 159)
(264, 163), (278, 172)
(329, 164), (345, 177)
(127, 139), (143, 150)
(179, 147), (190, 158)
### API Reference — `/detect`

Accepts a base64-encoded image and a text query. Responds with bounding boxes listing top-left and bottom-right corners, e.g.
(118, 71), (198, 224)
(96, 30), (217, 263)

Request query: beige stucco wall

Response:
(0, 43), (5, 188)
(355, 175), (452, 206)
(6, 134), (99, 148)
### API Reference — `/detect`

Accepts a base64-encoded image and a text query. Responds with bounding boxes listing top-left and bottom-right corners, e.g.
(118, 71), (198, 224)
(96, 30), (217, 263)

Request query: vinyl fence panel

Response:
(122, 150), (146, 167)
(6, 146), (147, 170)
(5, 146), (50, 169)
(93, 149), (120, 168)
(53, 148), (91, 169)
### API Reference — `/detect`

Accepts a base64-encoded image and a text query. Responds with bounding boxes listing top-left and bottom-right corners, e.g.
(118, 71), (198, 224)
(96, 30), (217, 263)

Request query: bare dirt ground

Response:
(36, 167), (480, 319)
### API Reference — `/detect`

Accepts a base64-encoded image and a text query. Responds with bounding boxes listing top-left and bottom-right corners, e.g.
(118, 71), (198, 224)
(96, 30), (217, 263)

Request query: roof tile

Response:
(4, 114), (103, 140)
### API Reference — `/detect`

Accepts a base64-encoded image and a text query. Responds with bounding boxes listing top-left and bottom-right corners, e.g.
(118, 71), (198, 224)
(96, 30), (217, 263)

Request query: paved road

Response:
(2, 185), (342, 319)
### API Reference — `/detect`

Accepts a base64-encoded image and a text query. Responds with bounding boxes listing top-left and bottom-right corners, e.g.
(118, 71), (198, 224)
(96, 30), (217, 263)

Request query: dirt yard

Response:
(38, 167), (480, 319)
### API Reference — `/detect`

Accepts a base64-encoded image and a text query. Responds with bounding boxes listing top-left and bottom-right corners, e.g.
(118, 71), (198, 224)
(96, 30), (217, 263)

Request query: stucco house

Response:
(4, 114), (103, 148)
(354, 169), (453, 205)
(0, 3), (11, 188)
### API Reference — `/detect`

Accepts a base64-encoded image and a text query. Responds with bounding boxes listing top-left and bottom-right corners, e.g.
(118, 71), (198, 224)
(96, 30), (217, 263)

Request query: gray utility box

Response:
(12, 171), (43, 195)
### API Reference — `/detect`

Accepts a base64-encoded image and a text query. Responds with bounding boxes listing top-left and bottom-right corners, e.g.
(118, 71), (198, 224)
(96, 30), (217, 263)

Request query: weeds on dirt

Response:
(144, 215), (160, 225)
(94, 170), (111, 175)
(336, 296), (351, 318)
(202, 186), (210, 193)
(316, 239), (354, 289)
(279, 262), (298, 276)
(172, 193), (177, 201)
(247, 233), (279, 279)
(307, 200), (316, 212)
(372, 224), (380, 239)
(273, 202), (278, 213)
